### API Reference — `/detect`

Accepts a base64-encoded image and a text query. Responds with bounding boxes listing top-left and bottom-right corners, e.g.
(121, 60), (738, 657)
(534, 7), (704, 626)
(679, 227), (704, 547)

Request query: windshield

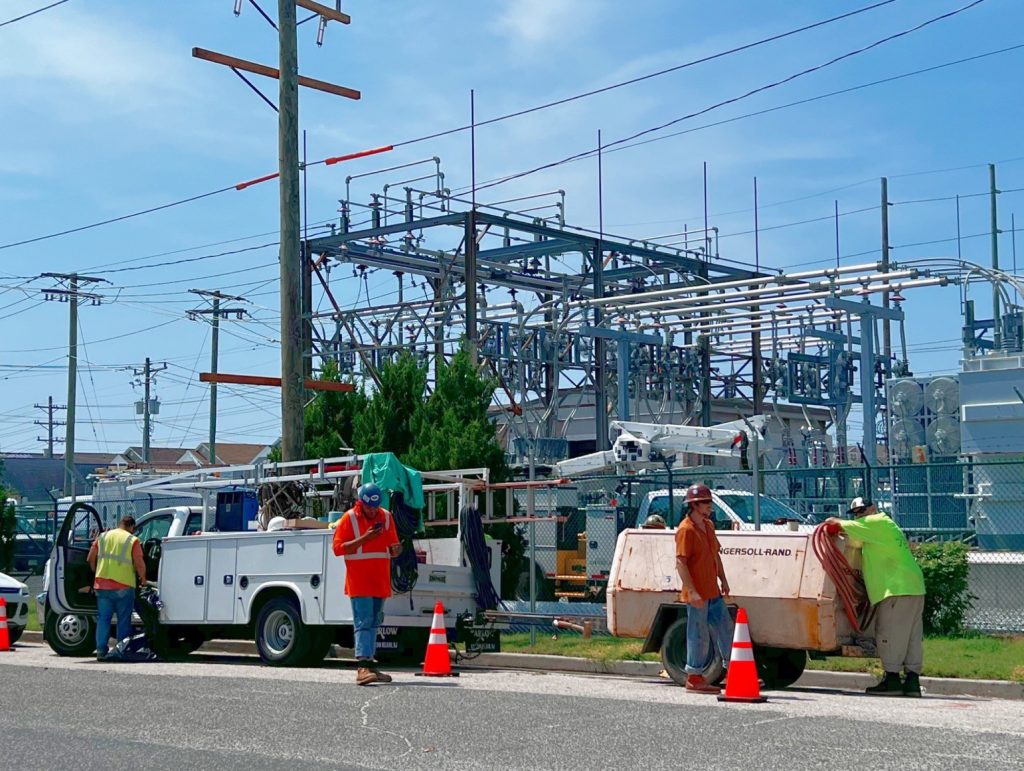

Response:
(717, 494), (801, 524)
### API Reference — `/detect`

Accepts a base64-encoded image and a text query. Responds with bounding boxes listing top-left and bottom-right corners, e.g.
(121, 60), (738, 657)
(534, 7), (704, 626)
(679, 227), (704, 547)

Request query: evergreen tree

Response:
(351, 352), (428, 457)
(302, 360), (368, 458)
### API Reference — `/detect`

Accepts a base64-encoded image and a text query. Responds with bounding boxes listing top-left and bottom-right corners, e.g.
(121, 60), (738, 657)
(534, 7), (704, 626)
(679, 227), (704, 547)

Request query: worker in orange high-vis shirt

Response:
(332, 483), (402, 686)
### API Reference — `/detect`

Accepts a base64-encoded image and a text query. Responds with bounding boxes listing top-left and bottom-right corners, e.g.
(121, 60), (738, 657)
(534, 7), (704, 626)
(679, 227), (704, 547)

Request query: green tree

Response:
(405, 345), (525, 597)
(0, 485), (15, 573)
(302, 360), (368, 458)
(351, 352), (428, 458)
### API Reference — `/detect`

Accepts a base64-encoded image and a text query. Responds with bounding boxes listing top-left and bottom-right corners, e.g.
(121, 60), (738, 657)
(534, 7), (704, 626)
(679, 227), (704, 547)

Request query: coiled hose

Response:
(389, 491), (420, 597)
(459, 506), (502, 611)
(811, 522), (872, 634)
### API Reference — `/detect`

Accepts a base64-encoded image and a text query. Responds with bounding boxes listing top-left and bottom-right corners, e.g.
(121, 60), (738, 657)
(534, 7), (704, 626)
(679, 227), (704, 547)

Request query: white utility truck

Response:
(40, 455), (503, 664)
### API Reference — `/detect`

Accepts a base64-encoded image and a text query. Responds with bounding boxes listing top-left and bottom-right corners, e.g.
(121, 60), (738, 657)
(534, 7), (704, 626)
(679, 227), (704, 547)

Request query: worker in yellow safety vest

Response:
(87, 515), (148, 661)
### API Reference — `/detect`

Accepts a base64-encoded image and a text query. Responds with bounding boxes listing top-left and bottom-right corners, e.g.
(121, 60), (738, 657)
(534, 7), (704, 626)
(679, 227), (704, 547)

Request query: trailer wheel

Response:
(660, 618), (725, 686)
(44, 610), (96, 657)
(755, 646), (807, 689)
(255, 596), (313, 667)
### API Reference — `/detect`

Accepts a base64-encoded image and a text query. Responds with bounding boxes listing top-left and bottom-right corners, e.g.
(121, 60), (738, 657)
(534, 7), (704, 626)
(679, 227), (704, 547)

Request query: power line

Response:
(0, 0), (70, 28)
(468, 0), (991, 195)
(0, 2), (897, 253)
(387, 0), (898, 150)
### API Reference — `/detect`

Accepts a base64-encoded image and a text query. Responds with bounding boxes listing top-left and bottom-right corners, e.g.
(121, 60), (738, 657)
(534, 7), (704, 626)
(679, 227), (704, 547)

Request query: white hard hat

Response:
(267, 516), (287, 532)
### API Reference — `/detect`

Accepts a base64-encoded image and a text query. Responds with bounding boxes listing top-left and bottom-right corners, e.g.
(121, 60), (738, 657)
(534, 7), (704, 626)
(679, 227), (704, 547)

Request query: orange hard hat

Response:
(686, 483), (713, 503)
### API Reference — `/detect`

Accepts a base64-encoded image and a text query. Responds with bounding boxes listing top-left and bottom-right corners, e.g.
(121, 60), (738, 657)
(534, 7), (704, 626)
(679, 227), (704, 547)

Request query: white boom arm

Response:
(554, 415), (769, 477)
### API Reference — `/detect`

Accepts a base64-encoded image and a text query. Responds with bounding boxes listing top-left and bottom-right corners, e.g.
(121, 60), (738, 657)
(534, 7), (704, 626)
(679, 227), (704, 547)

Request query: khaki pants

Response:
(875, 594), (925, 674)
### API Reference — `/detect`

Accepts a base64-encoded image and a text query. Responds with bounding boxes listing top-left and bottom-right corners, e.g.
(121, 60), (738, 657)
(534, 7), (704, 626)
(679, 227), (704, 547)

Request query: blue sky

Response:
(1, 0), (1022, 455)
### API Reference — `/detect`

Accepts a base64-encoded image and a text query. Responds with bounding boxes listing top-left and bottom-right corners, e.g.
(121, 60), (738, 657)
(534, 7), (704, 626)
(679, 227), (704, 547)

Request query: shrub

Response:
(0, 495), (15, 573)
(912, 541), (974, 635)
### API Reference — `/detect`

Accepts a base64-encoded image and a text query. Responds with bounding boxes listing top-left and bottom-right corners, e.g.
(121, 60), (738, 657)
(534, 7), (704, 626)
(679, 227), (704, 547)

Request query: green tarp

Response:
(360, 452), (425, 511)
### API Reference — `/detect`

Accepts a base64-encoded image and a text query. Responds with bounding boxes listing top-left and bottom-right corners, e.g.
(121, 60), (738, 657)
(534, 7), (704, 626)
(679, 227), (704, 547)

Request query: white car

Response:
(636, 489), (816, 532)
(0, 571), (30, 645)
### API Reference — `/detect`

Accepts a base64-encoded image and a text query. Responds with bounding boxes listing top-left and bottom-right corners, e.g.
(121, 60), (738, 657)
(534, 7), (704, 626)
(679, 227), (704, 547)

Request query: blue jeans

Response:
(351, 596), (385, 661)
(685, 595), (733, 675)
(96, 587), (135, 655)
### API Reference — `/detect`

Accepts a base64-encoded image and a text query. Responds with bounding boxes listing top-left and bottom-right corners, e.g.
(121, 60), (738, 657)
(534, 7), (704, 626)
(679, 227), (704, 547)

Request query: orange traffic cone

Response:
(416, 601), (459, 677)
(718, 607), (766, 703)
(0, 598), (11, 652)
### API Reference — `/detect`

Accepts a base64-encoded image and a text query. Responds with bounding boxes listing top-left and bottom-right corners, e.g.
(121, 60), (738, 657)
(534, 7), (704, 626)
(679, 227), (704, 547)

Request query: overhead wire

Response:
(0, 1), (898, 253)
(464, 0), (991, 195)
(0, 0), (70, 28)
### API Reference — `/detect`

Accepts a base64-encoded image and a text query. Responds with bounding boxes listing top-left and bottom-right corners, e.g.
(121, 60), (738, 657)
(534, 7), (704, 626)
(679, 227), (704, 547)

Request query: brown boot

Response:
(685, 674), (721, 694)
(369, 665), (393, 683)
(356, 666), (382, 686)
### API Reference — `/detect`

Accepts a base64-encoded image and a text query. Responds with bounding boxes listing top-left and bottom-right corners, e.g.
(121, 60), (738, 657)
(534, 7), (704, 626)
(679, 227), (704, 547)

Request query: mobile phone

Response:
(372, 522), (384, 532)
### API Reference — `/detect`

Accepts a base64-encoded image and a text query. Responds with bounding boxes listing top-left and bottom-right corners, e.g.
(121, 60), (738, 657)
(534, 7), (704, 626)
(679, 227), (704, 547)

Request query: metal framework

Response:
(302, 159), (947, 466)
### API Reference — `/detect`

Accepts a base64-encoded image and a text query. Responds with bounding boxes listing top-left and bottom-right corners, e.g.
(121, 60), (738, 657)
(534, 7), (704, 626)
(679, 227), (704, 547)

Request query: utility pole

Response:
(41, 273), (105, 496)
(133, 358), (168, 464)
(34, 396), (66, 458)
(188, 289), (247, 466)
(881, 177), (892, 367)
(990, 163), (1001, 349)
(193, 2), (359, 462)
(278, 0), (304, 462)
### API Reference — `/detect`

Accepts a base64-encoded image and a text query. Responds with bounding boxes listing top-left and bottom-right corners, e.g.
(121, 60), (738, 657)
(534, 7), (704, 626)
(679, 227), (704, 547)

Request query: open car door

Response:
(54, 502), (103, 613)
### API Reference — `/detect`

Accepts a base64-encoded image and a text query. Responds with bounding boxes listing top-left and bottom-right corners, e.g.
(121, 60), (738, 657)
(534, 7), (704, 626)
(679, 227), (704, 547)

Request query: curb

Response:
(18, 631), (1022, 700)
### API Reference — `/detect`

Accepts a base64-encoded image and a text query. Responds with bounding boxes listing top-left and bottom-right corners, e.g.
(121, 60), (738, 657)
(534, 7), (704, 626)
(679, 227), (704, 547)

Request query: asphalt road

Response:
(2, 642), (1022, 771)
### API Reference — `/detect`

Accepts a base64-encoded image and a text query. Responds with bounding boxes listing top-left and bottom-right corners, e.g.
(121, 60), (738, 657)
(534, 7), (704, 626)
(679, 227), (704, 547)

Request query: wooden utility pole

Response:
(134, 358), (168, 464)
(188, 289), (247, 466)
(41, 272), (104, 496)
(193, 2), (360, 461)
(34, 396), (66, 458)
(278, 0), (304, 462)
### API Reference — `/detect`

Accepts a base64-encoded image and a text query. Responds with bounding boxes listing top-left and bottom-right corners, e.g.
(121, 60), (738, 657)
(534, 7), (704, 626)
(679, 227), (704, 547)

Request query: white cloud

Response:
(0, 8), (192, 117)
(491, 0), (598, 46)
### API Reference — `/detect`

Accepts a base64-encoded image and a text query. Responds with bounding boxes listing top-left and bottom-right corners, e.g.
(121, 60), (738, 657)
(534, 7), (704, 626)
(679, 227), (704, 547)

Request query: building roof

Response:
(194, 442), (273, 466)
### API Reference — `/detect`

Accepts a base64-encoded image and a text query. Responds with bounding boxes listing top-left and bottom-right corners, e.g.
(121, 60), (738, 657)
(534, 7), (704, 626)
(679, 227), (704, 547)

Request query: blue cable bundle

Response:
(459, 506), (502, 610)
(389, 491), (420, 596)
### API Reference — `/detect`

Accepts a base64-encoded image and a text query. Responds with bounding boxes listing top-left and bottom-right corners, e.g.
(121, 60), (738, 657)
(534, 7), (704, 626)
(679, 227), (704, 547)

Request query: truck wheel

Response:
(660, 618), (725, 686)
(301, 627), (334, 666)
(755, 646), (807, 689)
(44, 610), (96, 657)
(151, 627), (206, 660)
(9, 627), (23, 645)
(255, 596), (312, 667)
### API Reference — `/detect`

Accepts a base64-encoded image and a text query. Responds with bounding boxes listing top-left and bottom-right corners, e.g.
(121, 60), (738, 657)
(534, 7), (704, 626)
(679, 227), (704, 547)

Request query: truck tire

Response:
(44, 610), (96, 657)
(755, 646), (807, 689)
(9, 626), (23, 645)
(660, 617), (725, 686)
(301, 627), (334, 666)
(255, 595), (313, 667)
(151, 627), (206, 660)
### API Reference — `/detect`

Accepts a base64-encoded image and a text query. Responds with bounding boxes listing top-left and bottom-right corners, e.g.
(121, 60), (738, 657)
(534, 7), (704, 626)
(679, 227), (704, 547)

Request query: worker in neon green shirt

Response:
(826, 496), (925, 697)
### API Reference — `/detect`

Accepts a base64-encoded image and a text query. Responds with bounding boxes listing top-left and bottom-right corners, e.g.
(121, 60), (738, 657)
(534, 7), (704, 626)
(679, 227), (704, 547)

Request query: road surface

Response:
(1, 641), (1022, 770)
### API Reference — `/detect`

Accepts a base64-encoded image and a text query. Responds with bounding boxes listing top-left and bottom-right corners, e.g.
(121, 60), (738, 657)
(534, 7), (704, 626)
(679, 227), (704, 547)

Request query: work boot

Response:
(685, 674), (721, 694)
(902, 671), (922, 698)
(369, 665), (393, 683)
(356, 666), (382, 686)
(865, 672), (903, 696)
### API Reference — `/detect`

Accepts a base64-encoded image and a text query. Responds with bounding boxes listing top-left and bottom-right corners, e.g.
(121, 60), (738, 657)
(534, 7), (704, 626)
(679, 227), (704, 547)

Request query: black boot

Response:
(865, 672), (903, 696)
(902, 671), (922, 698)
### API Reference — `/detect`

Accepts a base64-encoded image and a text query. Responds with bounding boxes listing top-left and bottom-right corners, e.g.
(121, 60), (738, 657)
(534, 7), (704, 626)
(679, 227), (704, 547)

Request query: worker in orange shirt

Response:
(332, 483), (402, 686)
(675, 483), (733, 694)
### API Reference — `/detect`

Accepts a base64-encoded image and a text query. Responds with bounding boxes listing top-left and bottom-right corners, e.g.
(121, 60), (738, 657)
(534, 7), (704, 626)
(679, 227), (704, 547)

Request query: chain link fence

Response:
(510, 456), (1024, 633)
